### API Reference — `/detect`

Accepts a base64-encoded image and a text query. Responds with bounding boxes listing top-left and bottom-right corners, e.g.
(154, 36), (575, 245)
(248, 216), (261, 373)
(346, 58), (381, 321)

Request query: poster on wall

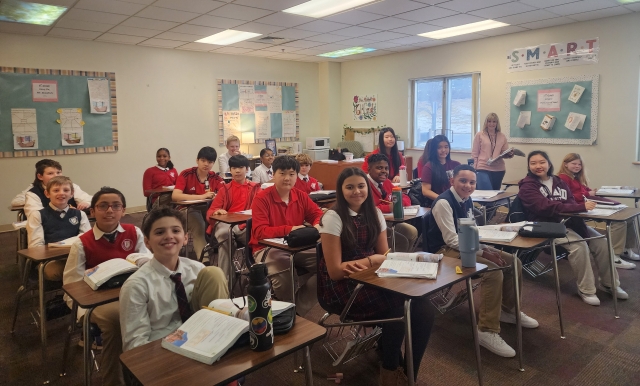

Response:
(58, 108), (85, 146)
(32, 80), (58, 102)
(506, 37), (598, 72)
(353, 94), (377, 121)
(537, 89), (561, 112)
(87, 78), (111, 114)
(238, 84), (255, 114)
(223, 111), (241, 139)
(11, 108), (38, 150)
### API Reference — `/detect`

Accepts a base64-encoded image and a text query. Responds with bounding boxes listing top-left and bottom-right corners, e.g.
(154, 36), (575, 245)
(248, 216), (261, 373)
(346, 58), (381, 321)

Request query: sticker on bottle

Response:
(251, 317), (268, 335)
(250, 332), (258, 349)
(267, 308), (273, 324)
(248, 295), (257, 313)
(262, 290), (272, 308)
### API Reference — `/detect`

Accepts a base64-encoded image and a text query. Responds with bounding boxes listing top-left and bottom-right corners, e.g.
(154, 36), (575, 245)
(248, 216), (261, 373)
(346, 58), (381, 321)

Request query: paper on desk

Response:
(478, 229), (517, 242)
(597, 189), (635, 195)
(309, 190), (336, 195)
(403, 205), (419, 216)
(236, 209), (252, 215)
(517, 111), (531, 128)
(263, 238), (286, 245)
(595, 204), (627, 210)
(49, 236), (79, 247)
(583, 208), (623, 216)
(12, 220), (26, 229)
(319, 159), (339, 163)
(162, 185), (175, 190)
(471, 190), (504, 199)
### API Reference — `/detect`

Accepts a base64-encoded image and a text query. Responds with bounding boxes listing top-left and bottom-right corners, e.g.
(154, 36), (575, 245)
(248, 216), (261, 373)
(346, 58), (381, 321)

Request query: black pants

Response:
(476, 170), (506, 190)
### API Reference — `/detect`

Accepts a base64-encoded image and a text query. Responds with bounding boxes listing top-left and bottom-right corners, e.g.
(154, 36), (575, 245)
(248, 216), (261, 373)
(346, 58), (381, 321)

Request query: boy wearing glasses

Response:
(63, 187), (149, 386)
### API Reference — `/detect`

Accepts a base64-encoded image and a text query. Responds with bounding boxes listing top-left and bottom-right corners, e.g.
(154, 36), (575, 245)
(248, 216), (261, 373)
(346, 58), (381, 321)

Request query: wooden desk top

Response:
(502, 180), (520, 188)
(172, 199), (212, 206)
(473, 191), (517, 203)
(17, 246), (71, 262)
(258, 239), (317, 253)
(383, 207), (430, 224)
(62, 280), (121, 309)
(209, 213), (252, 225)
(480, 235), (549, 250)
(145, 187), (174, 194)
(349, 257), (487, 298)
(11, 206), (25, 211)
(120, 316), (326, 386)
(561, 207), (640, 222)
(596, 190), (640, 200)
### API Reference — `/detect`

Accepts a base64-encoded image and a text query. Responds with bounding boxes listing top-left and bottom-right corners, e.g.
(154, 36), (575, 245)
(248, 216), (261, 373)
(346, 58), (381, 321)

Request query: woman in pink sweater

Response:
(471, 113), (513, 190)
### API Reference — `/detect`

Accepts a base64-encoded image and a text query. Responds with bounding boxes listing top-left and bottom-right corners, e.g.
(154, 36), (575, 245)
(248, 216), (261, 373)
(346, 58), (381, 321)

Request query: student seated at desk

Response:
(362, 127), (405, 183)
(206, 155), (261, 281)
(250, 156), (323, 316)
(172, 146), (224, 259)
(143, 148), (177, 206)
(63, 187), (149, 386)
(120, 207), (228, 352)
(12, 158), (93, 217)
(252, 148), (274, 184)
(425, 164), (538, 358)
(558, 153), (638, 269)
(421, 135), (460, 204)
(294, 153), (322, 194)
(319, 167), (435, 385)
(26, 176), (91, 280)
(367, 153), (418, 253)
(518, 151), (628, 305)
(218, 135), (243, 175)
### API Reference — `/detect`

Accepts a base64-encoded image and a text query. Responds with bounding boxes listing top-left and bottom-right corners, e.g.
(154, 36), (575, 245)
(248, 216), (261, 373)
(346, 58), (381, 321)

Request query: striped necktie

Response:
(170, 273), (193, 322)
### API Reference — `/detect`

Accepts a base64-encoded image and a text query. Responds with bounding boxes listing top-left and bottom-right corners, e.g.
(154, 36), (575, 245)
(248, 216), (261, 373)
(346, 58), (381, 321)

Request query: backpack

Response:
(407, 179), (431, 207)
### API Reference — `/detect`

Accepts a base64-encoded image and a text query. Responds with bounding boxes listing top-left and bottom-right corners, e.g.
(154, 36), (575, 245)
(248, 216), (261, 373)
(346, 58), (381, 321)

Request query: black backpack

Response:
(407, 179), (431, 207)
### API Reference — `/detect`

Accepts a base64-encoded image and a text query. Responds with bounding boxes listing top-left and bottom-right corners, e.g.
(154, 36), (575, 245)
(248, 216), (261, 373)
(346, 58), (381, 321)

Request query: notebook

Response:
(376, 260), (438, 279)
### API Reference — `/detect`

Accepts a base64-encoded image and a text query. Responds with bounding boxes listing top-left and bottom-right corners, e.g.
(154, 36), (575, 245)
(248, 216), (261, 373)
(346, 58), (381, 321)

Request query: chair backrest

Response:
(506, 195), (527, 223)
(412, 167), (418, 179)
(336, 141), (365, 158)
(245, 218), (255, 267)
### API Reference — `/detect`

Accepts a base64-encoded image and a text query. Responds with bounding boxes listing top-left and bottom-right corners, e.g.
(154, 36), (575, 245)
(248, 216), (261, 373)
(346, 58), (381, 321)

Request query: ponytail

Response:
(167, 160), (174, 170)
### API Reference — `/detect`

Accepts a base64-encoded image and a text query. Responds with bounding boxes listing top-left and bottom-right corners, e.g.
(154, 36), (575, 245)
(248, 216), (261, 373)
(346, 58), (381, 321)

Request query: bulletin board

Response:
(505, 74), (598, 145)
(0, 67), (117, 158)
(217, 79), (298, 146)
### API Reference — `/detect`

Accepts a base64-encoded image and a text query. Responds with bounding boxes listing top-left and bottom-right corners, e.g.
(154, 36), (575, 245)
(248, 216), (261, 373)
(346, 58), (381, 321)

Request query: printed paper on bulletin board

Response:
(505, 75), (598, 145)
(217, 79), (298, 146)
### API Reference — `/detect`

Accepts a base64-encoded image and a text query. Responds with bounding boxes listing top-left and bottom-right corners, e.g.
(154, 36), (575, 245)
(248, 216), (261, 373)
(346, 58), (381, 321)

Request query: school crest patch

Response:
(121, 239), (133, 251)
(170, 172), (175, 177)
(311, 183), (316, 189)
(69, 217), (79, 225)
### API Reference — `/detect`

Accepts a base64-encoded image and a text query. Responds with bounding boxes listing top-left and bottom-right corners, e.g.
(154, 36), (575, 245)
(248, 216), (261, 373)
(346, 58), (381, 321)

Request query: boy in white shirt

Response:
(252, 148), (275, 184)
(218, 135), (242, 175)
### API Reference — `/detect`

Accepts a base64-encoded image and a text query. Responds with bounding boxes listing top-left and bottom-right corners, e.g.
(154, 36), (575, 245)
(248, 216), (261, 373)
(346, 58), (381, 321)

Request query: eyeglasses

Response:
(95, 203), (123, 211)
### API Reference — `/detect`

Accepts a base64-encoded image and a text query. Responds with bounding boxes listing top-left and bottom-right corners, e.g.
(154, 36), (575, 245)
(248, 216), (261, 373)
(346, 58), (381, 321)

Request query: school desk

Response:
(349, 257), (488, 386)
(209, 212), (252, 293)
(502, 180), (520, 190)
(383, 207), (430, 251)
(61, 280), (121, 386)
(11, 205), (26, 261)
(145, 187), (174, 210)
(120, 316), (326, 386)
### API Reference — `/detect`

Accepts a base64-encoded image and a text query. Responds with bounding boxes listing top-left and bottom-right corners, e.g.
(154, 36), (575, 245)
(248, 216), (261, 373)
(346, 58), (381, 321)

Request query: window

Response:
(411, 73), (480, 152)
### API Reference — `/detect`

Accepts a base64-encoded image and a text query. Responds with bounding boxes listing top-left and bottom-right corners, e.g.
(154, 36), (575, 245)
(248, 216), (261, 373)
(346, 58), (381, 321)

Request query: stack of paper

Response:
(595, 203), (627, 210)
(584, 208), (624, 217)
(376, 260), (438, 279)
(387, 252), (443, 263)
(597, 187), (635, 195)
(403, 205), (419, 216)
(478, 222), (527, 232)
(471, 190), (503, 199)
(478, 229), (518, 242)
(319, 160), (339, 164)
(236, 209), (252, 214)
(49, 236), (79, 248)
(309, 190), (336, 195)
(263, 238), (286, 244)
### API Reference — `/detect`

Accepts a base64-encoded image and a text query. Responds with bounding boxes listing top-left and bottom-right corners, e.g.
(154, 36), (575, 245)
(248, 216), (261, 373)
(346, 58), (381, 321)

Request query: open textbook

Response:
(486, 147), (525, 166)
(477, 222), (527, 243)
(471, 190), (504, 199)
(208, 297), (295, 322)
(83, 258), (138, 290)
(161, 308), (249, 365)
(376, 260), (438, 279)
(386, 252), (443, 263)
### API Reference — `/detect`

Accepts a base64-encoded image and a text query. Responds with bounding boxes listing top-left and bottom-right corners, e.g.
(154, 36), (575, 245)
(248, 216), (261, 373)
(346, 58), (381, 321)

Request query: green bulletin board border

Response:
(217, 79), (299, 146)
(0, 67), (118, 158)
(504, 74), (599, 145)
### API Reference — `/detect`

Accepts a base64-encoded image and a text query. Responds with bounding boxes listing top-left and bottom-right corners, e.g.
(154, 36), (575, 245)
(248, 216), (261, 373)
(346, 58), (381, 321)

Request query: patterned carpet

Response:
(2, 210), (640, 385)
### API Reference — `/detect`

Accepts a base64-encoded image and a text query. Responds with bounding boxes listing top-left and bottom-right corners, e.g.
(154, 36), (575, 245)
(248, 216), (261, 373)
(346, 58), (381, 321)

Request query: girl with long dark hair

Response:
(421, 135), (460, 202)
(362, 127), (406, 183)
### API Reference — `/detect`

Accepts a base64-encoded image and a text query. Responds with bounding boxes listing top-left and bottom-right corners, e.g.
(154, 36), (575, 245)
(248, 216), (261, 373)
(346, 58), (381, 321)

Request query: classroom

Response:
(2, 0), (640, 385)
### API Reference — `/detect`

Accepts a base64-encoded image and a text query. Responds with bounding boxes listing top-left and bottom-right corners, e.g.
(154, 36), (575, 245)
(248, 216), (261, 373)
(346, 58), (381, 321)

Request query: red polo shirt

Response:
(175, 167), (223, 195)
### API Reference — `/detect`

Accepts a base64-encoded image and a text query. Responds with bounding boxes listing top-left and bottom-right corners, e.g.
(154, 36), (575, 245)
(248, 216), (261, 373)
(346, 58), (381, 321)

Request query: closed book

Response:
(49, 236), (79, 248)
(83, 259), (138, 290)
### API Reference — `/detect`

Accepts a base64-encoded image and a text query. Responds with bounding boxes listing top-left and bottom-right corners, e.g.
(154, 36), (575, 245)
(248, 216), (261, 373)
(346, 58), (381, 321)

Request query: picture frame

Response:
(265, 139), (276, 155)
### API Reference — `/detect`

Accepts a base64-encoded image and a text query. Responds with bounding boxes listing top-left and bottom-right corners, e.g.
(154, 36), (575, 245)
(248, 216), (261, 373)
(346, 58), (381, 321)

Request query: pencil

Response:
(383, 249), (391, 256)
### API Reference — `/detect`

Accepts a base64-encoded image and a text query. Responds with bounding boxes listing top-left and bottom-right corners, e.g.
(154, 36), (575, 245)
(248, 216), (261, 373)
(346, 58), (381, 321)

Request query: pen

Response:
(202, 306), (233, 316)
(383, 249), (391, 256)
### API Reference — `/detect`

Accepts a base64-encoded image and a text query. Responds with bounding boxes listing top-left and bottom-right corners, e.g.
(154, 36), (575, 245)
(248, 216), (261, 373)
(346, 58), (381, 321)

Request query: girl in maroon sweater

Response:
(518, 151), (627, 306)
(558, 153), (639, 267)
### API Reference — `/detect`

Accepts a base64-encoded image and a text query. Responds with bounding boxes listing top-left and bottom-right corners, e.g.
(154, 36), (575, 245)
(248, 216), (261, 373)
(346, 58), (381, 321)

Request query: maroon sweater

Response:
(517, 175), (589, 238)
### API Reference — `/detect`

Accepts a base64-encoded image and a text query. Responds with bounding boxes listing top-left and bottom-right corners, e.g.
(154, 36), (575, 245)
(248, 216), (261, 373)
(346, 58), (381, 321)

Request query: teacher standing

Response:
(471, 113), (513, 190)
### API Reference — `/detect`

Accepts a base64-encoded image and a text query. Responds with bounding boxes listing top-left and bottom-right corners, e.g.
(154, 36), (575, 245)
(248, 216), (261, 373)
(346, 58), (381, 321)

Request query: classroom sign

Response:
(506, 37), (598, 72)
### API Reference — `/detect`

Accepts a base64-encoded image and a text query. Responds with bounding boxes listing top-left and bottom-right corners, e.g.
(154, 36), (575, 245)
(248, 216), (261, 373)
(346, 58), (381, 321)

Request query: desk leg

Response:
(60, 302), (78, 377)
(84, 308), (95, 386)
(606, 223), (619, 319)
(404, 299), (415, 386)
(512, 251), (524, 372)
(467, 277), (483, 386)
(290, 252), (297, 305)
(303, 346), (314, 386)
(550, 239), (565, 338)
(38, 262), (47, 360)
(228, 225), (235, 294)
(391, 225), (397, 252)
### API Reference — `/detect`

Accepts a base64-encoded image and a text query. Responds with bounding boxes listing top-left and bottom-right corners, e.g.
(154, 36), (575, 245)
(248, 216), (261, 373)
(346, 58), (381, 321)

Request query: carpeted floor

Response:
(2, 211), (640, 385)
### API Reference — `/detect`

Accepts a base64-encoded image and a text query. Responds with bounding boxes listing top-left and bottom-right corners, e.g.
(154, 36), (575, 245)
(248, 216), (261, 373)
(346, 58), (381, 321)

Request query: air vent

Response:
(258, 36), (285, 43)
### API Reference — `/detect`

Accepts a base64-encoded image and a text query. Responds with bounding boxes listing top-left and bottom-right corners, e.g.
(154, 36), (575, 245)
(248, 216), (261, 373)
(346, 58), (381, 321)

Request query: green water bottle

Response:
(392, 186), (404, 220)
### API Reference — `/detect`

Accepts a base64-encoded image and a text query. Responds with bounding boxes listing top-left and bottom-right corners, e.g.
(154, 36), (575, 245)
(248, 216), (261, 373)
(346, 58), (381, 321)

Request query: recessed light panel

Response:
(284, 0), (379, 18)
(419, 20), (509, 39)
(196, 30), (262, 45)
(0, 0), (67, 26)
(318, 46), (376, 58)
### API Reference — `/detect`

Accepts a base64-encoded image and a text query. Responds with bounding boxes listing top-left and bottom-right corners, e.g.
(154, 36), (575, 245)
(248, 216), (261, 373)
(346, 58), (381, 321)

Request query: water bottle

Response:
(458, 218), (479, 268)
(392, 186), (404, 220)
(247, 263), (273, 351)
(399, 165), (407, 186)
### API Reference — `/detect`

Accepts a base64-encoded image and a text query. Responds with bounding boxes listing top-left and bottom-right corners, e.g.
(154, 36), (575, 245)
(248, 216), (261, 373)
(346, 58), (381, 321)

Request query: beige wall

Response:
(1, 33), (320, 225)
(340, 13), (640, 190)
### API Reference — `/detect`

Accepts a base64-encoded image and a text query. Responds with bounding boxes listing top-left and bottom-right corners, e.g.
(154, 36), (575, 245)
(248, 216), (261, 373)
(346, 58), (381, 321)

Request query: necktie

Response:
(267, 169), (272, 176)
(378, 183), (387, 199)
(170, 273), (193, 323)
(303, 177), (308, 182)
(56, 210), (65, 219)
(103, 232), (117, 244)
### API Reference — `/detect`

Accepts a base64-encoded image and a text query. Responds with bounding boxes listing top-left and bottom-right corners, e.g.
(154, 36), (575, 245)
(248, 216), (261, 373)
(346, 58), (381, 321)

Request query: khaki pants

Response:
(387, 223), (418, 252)
(186, 207), (208, 259)
(559, 227), (619, 294)
(213, 223), (247, 282)
(90, 301), (123, 386)
(437, 246), (522, 334)
(43, 260), (65, 281)
(254, 248), (317, 316)
(190, 266), (230, 310)
(610, 220), (637, 255)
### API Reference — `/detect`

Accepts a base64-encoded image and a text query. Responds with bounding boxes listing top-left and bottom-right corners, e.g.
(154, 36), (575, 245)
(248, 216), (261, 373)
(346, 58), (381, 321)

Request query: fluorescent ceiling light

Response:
(318, 47), (376, 58)
(196, 30), (261, 45)
(419, 20), (509, 39)
(618, 0), (639, 3)
(0, 0), (67, 26)
(284, 0), (379, 18)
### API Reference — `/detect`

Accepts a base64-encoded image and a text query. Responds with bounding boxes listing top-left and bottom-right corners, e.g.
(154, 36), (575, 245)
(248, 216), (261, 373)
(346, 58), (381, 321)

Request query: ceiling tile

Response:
(365, 41), (399, 49)
(153, 0), (226, 14)
(187, 15), (245, 29)
(391, 23), (440, 34)
(272, 52), (307, 60)
(38, 0), (77, 6)
(0, 21), (49, 35)
(214, 46), (254, 54)
(234, 21), (285, 34)
(623, 3), (640, 11)
(470, 2), (537, 18)
(96, 33), (148, 44)
(261, 45), (293, 52)
(333, 37), (378, 46)
(208, 4), (274, 21)
(62, 9), (130, 24)
(386, 35), (432, 45)
(107, 25), (161, 37)
(176, 42), (217, 51)
(268, 28), (319, 39)
(412, 0), (453, 4)
(438, 0), (514, 13)
(359, 17), (417, 30)
(120, 0), (155, 4)
(495, 9), (561, 25)
(75, 0), (147, 15)
(568, 5), (631, 21)
(359, 0), (427, 16)
(243, 50), (278, 57)
(120, 17), (180, 30)
(331, 25), (380, 37)
(153, 31), (208, 41)
(47, 27), (102, 39)
(170, 24), (224, 36)
(546, 0), (620, 16)
(278, 39), (323, 48)
(519, 16), (576, 29)
(293, 47), (327, 55)
(477, 24), (528, 36)
(394, 6), (458, 22)
(518, 0), (580, 8)
(363, 31), (410, 41)
(230, 41), (274, 49)
(138, 38), (186, 47)
(232, 0), (307, 12)
(313, 43), (351, 51)
(296, 20), (351, 33)
(135, 6), (201, 23)
(441, 32), (488, 42)
(55, 19), (116, 32)
(322, 10), (385, 25)
(254, 12), (314, 28)
(427, 14), (485, 27)
(305, 33), (348, 43)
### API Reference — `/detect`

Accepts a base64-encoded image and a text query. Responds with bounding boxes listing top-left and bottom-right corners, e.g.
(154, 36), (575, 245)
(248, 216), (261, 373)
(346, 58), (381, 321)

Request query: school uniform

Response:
(252, 163), (273, 184)
(206, 180), (261, 281)
(217, 152), (252, 175)
(294, 173), (321, 194)
(421, 159), (461, 195)
(367, 175), (417, 253)
(143, 165), (177, 205)
(175, 167), (224, 259)
(250, 186), (323, 316)
(120, 258), (228, 352)
(63, 223), (149, 386)
(362, 148), (406, 180)
(23, 183), (92, 218)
